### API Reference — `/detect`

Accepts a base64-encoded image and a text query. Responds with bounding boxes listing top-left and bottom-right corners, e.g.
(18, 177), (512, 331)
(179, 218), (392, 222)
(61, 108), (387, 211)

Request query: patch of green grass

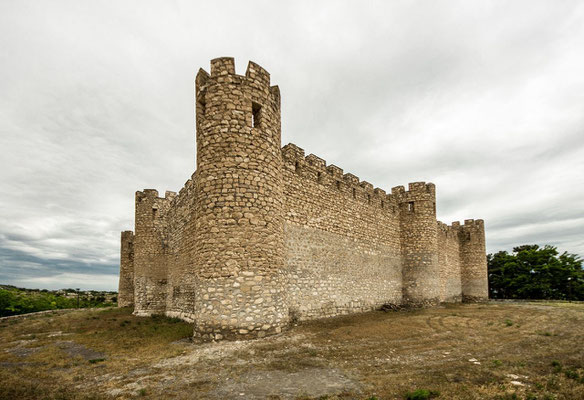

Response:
(551, 360), (562, 373)
(504, 319), (513, 327)
(492, 359), (503, 367)
(404, 389), (440, 399)
(564, 369), (580, 380)
(88, 358), (105, 364)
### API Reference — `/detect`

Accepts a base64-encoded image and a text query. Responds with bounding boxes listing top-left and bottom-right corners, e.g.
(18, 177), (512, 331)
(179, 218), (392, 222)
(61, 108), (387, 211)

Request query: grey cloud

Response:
(1, 0), (583, 290)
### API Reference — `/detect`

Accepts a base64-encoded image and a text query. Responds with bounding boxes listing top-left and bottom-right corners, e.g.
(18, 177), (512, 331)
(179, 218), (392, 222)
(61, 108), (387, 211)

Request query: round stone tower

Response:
(191, 57), (288, 340)
(393, 182), (441, 306)
(460, 219), (489, 301)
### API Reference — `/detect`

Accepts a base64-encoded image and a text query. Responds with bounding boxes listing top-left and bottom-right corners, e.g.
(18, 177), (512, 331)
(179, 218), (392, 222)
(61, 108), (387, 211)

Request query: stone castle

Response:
(118, 57), (488, 340)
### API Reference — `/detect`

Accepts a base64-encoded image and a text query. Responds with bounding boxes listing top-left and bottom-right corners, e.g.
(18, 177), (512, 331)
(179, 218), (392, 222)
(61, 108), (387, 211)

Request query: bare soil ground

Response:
(1, 302), (583, 400)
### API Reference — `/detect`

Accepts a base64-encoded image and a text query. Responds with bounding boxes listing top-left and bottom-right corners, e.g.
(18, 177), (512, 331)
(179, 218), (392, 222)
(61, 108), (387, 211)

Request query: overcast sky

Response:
(1, 1), (583, 290)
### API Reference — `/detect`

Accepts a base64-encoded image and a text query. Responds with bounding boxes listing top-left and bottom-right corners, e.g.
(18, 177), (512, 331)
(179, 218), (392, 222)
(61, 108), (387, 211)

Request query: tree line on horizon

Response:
(488, 244), (584, 301)
(0, 286), (117, 317)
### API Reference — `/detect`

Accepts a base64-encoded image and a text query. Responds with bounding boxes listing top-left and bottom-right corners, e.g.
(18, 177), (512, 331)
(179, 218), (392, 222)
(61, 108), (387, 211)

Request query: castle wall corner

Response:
(118, 230), (135, 307)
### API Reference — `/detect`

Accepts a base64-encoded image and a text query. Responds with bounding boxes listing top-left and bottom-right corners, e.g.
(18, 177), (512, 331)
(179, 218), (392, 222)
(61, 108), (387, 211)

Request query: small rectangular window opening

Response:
(367, 194), (371, 204)
(336, 181), (341, 190)
(294, 161), (299, 172)
(199, 99), (206, 114)
(252, 102), (261, 128)
(433, 202), (436, 214)
(408, 202), (414, 212)
(352, 188), (356, 199)
(152, 207), (158, 218)
(317, 171), (322, 183)
(381, 201), (385, 209)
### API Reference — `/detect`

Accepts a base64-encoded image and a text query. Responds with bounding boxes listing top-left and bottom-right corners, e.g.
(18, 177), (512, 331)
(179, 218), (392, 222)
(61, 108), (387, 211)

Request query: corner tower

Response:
(393, 182), (441, 305)
(191, 58), (288, 340)
(460, 219), (488, 301)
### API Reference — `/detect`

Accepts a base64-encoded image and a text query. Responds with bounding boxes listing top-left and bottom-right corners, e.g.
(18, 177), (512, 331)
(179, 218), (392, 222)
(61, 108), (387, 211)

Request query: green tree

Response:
(488, 245), (584, 300)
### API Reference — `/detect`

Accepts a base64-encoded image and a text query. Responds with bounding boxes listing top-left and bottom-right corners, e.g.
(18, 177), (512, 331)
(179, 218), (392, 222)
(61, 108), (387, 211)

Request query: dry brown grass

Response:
(1, 302), (583, 399)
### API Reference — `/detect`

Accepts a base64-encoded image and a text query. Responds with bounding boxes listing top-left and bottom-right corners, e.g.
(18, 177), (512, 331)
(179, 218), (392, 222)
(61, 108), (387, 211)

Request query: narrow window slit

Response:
(252, 102), (261, 128)
(352, 188), (356, 199)
(408, 202), (414, 212)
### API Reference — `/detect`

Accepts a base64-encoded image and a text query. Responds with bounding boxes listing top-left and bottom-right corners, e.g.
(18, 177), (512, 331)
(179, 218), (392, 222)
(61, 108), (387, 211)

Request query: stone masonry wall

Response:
(163, 178), (198, 323)
(117, 230), (134, 307)
(460, 219), (489, 301)
(190, 58), (288, 340)
(281, 144), (402, 320)
(394, 183), (441, 305)
(437, 222), (462, 302)
(132, 190), (172, 317)
(119, 58), (489, 341)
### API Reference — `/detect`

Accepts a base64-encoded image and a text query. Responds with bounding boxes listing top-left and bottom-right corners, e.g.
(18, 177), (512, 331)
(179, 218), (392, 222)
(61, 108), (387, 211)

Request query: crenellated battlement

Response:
(437, 220), (463, 239)
(391, 182), (435, 203)
(119, 58), (488, 341)
(280, 143), (403, 211)
(207, 57), (273, 89)
(462, 219), (484, 229)
(210, 57), (235, 76)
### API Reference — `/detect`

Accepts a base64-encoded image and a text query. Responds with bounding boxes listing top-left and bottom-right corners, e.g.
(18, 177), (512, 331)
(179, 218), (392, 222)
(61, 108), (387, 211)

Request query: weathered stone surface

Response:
(118, 58), (488, 341)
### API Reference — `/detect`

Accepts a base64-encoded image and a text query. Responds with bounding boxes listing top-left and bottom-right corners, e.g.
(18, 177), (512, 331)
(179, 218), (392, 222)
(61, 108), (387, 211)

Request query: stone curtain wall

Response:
(119, 58), (489, 341)
(281, 144), (403, 320)
(437, 222), (462, 303)
(164, 177), (198, 322)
